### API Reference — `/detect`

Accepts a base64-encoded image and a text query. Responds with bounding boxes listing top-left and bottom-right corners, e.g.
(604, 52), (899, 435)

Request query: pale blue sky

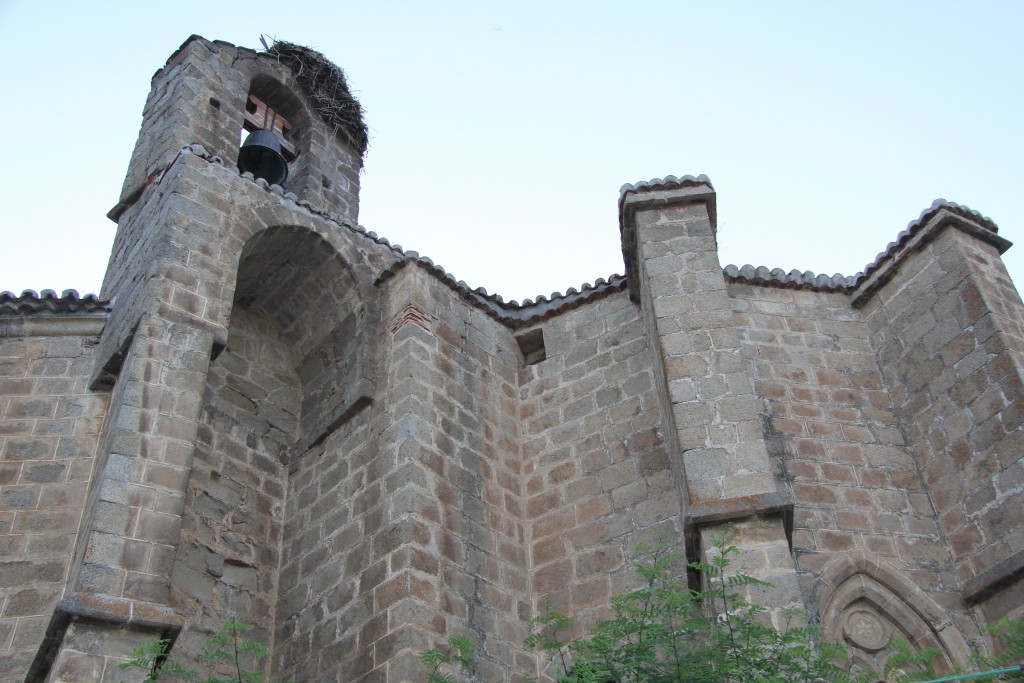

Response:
(1, 1), (1022, 302)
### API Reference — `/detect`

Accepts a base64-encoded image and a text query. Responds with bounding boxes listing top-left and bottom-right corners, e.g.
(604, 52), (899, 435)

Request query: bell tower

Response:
(94, 36), (370, 385)
(30, 37), (390, 682)
(112, 37), (366, 225)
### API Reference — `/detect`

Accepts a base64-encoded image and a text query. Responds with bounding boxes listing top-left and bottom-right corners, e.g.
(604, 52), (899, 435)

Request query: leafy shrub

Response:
(517, 537), (1024, 683)
(119, 619), (289, 683)
(420, 634), (475, 683)
(524, 538), (857, 683)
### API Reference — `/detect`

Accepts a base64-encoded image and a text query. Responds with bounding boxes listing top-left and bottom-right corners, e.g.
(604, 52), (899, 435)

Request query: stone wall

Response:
(273, 370), (380, 681)
(272, 264), (531, 681)
(862, 224), (1024, 620)
(730, 281), (974, 669)
(620, 180), (805, 631)
(520, 289), (679, 650)
(6, 199), (1024, 683)
(24, 131), (397, 681)
(732, 283), (947, 580)
(169, 307), (296, 674)
(369, 265), (527, 681)
(4, 34), (1024, 683)
(0, 321), (109, 679)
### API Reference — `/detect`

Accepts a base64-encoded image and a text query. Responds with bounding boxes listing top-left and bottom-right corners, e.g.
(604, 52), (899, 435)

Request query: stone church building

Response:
(1, 35), (1022, 682)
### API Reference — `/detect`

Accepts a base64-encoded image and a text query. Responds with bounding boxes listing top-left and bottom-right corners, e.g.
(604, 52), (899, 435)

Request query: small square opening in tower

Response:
(516, 328), (546, 366)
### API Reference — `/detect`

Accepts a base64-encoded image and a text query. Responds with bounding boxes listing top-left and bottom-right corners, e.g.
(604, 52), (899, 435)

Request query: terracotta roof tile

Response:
(0, 290), (109, 316)
(376, 258), (627, 328)
(185, 145), (627, 328)
(722, 265), (855, 291)
(857, 199), (999, 282)
(618, 174), (715, 195)
(725, 199), (1003, 296)
(122, 150), (1015, 325)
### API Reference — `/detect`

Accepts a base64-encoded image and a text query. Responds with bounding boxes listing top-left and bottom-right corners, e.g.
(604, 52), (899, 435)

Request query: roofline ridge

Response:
(854, 199), (1003, 287)
(722, 200), (1007, 299)
(0, 288), (110, 317)
(375, 257), (628, 329)
(722, 264), (856, 291)
(619, 173), (714, 196)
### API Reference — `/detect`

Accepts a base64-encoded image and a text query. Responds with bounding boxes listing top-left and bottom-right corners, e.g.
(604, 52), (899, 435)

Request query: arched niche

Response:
(816, 554), (970, 682)
(227, 225), (374, 459)
(171, 225), (375, 656)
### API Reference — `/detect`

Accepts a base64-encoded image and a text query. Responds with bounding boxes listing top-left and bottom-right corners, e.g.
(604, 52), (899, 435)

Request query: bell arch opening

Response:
(239, 76), (313, 186)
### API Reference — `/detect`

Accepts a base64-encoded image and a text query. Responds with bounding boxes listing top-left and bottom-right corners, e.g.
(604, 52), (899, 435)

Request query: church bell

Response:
(237, 129), (289, 186)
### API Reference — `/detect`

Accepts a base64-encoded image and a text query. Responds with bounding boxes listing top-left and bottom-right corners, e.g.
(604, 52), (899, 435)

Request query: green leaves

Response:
(119, 620), (288, 683)
(515, 536), (1024, 683)
(523, 536), (861, 683)
(954, 618), (1024, 683)
(118, 639), (196, 683)
(421, 634), (475, 683)
(122, 554), (1024, 683)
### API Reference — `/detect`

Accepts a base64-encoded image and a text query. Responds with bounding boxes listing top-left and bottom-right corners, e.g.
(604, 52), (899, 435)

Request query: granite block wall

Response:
(730, 281), (974, 670)
(862, 226), (1024, 620)
(519, 289), (678, 647)
(3, 34), (1023, 683)
(621, 181), (805, 629)
(0, 322), (108, 680)
(731, 283), (952, 584)
(169, 307), (296, 674)
(267, 263), (533, 682)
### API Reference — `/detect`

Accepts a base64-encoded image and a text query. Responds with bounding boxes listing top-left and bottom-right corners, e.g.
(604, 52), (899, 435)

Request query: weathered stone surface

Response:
(2, 34), (1022, 683)
(0, 331), (107, 681)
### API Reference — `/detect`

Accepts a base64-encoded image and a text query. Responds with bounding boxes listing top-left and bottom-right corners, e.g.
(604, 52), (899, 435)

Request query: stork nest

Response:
(263, 40), (369, 157)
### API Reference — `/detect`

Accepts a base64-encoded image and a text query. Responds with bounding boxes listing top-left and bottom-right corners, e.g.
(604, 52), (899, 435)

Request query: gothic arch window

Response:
(817, 554), (970, 682)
